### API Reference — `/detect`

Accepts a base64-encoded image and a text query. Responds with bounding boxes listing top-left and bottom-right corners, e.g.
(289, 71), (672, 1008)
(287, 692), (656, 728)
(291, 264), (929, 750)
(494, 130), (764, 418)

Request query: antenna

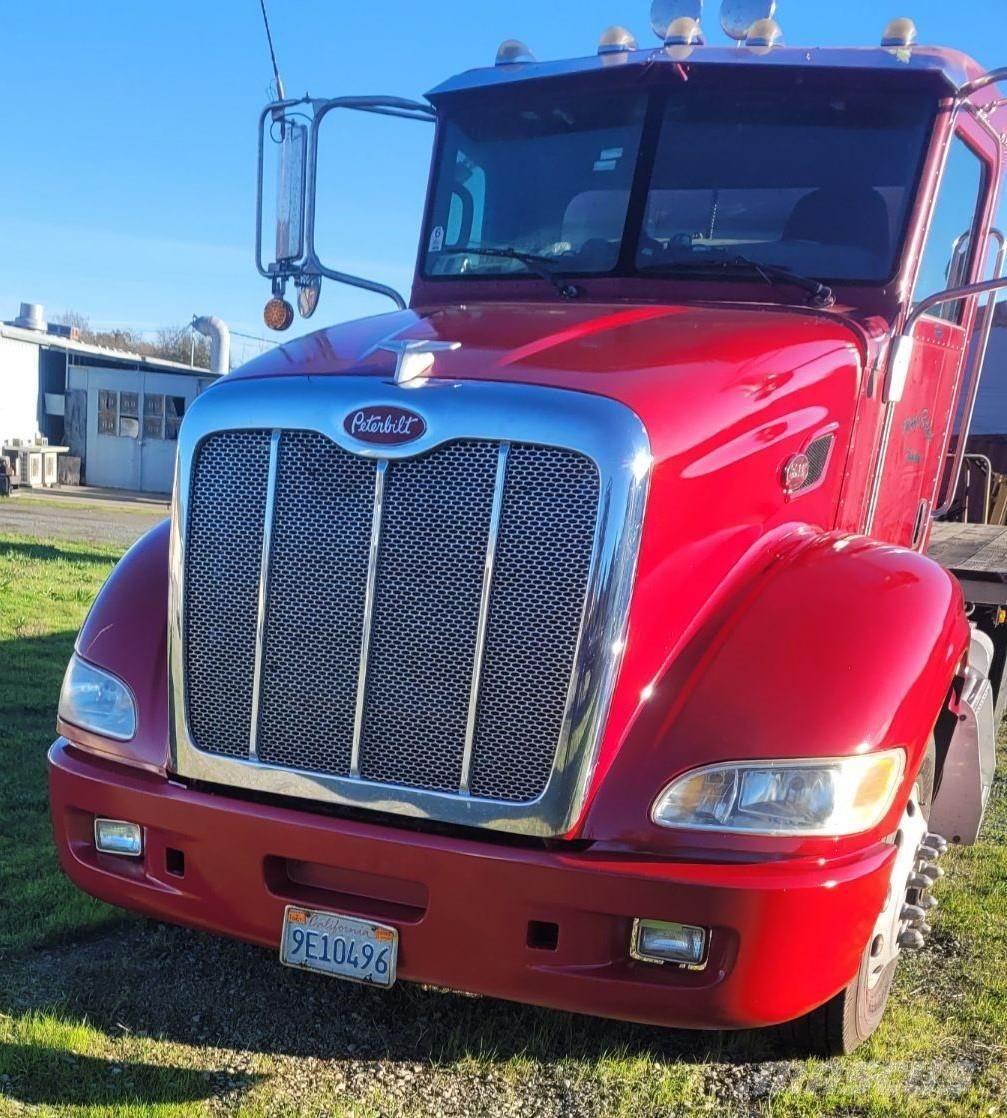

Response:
(258, 0), (286, 101)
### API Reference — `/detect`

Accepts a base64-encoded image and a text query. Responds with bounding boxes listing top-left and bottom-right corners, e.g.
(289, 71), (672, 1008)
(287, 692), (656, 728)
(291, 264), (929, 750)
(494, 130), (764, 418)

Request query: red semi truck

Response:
(50, 7), (1007, 1055)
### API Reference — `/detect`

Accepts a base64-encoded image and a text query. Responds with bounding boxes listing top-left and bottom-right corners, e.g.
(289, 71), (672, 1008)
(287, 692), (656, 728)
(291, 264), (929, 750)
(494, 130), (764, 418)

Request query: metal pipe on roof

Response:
(191, 315), (231, 375)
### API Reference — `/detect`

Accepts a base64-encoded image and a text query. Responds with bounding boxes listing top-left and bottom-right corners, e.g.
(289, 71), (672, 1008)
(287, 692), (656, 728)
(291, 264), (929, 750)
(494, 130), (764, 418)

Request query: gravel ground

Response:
(0, 491), (167, 547)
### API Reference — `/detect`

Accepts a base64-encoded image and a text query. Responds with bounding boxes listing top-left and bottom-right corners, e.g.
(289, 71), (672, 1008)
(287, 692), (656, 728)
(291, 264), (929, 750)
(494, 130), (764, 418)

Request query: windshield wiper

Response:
(639, 255), (835, 309)
(438, 244), (583, 300)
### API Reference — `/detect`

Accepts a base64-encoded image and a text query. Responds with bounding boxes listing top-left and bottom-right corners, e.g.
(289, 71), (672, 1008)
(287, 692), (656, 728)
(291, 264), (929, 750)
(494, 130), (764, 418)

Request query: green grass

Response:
(8, 497), (169, 515)
(0, 536), (125, 957)
(0, 530), (1004, 1117)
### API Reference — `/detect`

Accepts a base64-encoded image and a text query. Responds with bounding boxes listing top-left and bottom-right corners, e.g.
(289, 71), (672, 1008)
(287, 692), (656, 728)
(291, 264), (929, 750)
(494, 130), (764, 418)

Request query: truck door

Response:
(870, 125), (996, 547)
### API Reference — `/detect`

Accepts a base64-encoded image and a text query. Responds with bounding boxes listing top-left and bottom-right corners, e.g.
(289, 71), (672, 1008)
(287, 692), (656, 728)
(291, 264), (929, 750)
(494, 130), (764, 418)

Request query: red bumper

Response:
(49, 739), (893, 1030)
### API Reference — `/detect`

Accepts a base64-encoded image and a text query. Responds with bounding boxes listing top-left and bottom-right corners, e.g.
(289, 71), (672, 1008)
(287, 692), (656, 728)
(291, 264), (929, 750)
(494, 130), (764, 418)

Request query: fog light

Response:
(631, 919), (707, 967)
(94, 819), (143, 857)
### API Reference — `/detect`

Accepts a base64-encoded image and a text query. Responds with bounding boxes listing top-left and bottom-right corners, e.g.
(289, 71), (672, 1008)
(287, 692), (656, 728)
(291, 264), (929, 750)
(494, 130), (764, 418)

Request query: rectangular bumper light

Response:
(631, 919), (707, 967)
(94, 818), (143, 857)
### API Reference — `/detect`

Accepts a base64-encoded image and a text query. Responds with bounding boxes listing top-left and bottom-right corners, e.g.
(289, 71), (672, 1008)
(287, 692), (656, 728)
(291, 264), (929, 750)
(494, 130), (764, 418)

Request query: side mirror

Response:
(274, 118), (307, 266)
(255, 95), (436, 329)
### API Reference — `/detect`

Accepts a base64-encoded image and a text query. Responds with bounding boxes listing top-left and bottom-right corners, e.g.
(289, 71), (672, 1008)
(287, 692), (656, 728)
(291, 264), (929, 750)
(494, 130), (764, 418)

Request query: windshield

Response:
(422, 72), (935, 287)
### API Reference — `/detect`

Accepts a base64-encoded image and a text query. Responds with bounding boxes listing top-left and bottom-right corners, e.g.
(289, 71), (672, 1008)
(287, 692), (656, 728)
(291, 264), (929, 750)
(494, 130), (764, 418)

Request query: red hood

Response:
(236, 300), (866, 395)
(233, 301), (868, 459)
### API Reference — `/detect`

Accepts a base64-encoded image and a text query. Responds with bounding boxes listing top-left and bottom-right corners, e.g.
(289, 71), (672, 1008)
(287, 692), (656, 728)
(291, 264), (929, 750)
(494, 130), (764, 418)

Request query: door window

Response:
(134, 394), (187, 440)
(97, 390), (117, 435)
(914, 136), (986, 323)
(118, 393), (140, 439)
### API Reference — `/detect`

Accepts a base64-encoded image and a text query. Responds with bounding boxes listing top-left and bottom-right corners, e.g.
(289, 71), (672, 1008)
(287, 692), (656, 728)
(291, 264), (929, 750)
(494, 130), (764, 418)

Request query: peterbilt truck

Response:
(50, 3), (1007, 1056)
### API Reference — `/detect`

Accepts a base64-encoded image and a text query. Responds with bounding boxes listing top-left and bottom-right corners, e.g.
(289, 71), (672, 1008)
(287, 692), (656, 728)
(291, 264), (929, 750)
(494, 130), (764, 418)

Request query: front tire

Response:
(780, 741), (938, 1057)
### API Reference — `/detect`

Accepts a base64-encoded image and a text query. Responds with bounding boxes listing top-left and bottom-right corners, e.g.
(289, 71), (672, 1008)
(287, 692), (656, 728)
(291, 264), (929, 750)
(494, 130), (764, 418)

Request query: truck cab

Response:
(50, 6), (1007, 1056)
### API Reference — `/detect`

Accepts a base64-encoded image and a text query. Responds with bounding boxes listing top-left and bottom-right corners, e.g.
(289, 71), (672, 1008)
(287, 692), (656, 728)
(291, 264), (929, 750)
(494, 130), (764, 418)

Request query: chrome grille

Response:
(184, 430), (600, 804)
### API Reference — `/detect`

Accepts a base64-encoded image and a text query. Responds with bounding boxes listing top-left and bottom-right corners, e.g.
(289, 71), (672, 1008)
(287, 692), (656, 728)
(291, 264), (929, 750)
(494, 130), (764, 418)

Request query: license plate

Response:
(279, 905), (398, 988)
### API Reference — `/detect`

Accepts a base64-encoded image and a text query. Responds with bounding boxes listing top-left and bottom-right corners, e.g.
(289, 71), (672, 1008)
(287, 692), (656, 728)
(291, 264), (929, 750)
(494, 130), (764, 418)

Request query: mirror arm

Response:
(934, 231), (1007, 515)
(958, 67), (1007, 98)
(302, 97), (436, 310)
(302, 255), (407, 311)
(866, 260), (1007, 534)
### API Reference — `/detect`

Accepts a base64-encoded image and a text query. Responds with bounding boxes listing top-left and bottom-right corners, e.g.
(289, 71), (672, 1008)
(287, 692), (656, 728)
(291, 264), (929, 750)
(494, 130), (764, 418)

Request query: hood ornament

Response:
(378, 339), (461, 386)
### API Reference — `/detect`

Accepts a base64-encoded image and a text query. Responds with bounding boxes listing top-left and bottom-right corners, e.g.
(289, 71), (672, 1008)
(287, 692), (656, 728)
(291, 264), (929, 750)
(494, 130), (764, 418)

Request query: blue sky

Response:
(1, 0), (1004, 352)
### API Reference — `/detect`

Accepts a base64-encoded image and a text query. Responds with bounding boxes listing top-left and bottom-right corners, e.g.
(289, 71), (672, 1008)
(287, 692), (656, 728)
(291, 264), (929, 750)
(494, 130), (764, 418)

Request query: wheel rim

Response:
(865, 783), (930, 990)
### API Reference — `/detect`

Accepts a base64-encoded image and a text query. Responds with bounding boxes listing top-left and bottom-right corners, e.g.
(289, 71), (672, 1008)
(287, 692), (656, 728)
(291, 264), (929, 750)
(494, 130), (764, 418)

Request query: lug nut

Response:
(921, 864), (945, 883)
(925, 833), (949, 853)
(899, 929), (926, 951)
(918, 894), (939, 912)
(918, 844), (943, 861)
(901, 903), (926, 924)
(918, 922), (933, 938)
(908, 872), (931, 890)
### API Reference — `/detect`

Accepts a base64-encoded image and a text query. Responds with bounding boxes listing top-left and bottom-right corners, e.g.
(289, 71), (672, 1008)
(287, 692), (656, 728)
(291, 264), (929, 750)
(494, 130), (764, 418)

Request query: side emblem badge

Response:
(344, 405), (427, 446)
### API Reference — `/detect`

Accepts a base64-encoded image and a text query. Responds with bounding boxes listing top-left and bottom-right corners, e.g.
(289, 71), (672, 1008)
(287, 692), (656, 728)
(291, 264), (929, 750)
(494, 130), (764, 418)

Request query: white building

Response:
(1, 304), (218, 494)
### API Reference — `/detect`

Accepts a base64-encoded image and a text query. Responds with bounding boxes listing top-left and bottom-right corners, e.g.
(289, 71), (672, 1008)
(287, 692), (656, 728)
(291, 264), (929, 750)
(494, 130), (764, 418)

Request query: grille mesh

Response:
(802, 434), (834, 489)
(469, 446), (599, 801)
(256, 432), (375, 774)
(183, 430), (600, 805)
(184, 430), (272, 759)
(358, 441), (499, 791)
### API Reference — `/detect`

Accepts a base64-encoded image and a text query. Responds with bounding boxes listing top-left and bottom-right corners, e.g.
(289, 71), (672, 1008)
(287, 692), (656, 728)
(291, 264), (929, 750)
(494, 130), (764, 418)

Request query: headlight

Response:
(651, 750), (906, 836)
(58, 655), (136, 741)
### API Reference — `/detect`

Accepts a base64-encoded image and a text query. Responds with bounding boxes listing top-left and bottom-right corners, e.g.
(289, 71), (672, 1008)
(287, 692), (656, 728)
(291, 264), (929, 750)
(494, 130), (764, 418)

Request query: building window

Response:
(118, 392), (140, 439)
(143, 394), (164, 438)
(98, 389), (186, 440)
(98, 390), (117, 435)
(165, 396), (185, 441)
(138, 394), (186, 440)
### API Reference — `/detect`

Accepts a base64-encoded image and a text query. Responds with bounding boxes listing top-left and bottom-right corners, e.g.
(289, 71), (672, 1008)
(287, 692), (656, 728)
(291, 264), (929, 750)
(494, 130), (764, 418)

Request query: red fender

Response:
(62, 519), (171, 774)
(582, 532), (970, 859)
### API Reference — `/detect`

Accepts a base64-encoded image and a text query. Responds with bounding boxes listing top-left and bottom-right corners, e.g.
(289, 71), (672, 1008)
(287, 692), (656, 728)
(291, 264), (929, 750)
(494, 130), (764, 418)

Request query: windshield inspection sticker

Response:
(428, 225), (445, 253)
(594, 146), (624, 172)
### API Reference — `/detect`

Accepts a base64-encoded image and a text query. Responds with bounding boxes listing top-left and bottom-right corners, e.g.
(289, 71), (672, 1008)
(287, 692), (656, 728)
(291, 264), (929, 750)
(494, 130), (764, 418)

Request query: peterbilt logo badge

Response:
(344, 406), (427, 445)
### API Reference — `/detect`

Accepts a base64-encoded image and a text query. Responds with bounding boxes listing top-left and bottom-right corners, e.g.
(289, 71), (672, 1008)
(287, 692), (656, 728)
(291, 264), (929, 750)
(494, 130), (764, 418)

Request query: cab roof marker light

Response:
(745, 17), (783, 50)
(496, 40), (536, 66)
(598, 26), (638, 56)
(882, 17), (918, 48)
(664, 17), (704, 47)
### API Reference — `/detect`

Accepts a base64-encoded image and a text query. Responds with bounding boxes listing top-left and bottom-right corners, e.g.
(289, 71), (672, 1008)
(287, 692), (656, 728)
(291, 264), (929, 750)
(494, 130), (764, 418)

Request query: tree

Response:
(51, 311), (211, 369)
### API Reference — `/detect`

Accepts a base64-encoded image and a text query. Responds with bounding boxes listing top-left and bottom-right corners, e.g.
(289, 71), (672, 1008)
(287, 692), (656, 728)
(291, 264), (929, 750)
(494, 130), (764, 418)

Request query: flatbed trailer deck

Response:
(929, 522), (1007, 606)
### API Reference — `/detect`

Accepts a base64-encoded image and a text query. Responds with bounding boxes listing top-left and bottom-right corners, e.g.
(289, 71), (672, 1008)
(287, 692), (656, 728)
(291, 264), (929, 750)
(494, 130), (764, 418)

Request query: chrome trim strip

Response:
(248, 429), (281, 760)
(350, 458), (387, 778)
(169, 375), (651, 838)
(459, 441), (509, 795)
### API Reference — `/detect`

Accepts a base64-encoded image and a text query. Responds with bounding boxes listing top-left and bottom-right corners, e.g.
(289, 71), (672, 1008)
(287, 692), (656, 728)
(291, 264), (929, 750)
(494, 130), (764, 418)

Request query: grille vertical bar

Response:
(460, 442), (510, 795)
(248, 430), (281, 759)
(350, 459), (387, 778)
